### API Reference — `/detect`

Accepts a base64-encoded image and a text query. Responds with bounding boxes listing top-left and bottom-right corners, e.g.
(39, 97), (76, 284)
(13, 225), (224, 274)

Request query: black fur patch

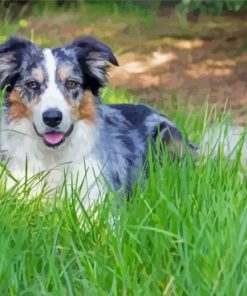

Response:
(0, 36), (42, 92)
(66, 36), (119, 95)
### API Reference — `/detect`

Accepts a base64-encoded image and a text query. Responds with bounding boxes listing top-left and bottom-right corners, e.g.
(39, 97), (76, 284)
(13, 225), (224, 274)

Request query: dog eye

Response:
(26, 80), (40, 90)
(65, 79), (80, 90)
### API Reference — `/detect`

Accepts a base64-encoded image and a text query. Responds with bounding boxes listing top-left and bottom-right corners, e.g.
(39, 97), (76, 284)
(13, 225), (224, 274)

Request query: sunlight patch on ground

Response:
(206, 59), (236, 67)
(117, 52), (177, 74)
(186, 64), (233, 78)
(146, 37), (204, 50)
(123, 61), (146, 73)
(150, 52), (177, 65)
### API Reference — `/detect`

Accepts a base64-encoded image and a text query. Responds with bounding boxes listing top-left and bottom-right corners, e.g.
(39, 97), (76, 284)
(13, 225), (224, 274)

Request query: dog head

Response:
(0, 36), (118, 148)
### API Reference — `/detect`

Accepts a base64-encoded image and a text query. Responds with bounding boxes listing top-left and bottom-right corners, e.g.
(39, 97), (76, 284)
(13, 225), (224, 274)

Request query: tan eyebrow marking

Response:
(32, 67), (45, 83)
(58, 64), (71, 81)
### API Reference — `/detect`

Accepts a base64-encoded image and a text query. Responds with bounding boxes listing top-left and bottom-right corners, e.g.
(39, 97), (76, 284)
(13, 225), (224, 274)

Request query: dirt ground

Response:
(21, 9), (247, 124)
(108, 13), (247, 125)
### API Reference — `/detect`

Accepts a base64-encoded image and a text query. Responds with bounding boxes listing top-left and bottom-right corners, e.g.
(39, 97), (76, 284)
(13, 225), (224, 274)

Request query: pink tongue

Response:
(43, 132), (64, 145)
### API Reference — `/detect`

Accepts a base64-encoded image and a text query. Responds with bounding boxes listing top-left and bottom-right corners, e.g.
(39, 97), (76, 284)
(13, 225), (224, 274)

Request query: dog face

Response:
(0, 36), (118, 148)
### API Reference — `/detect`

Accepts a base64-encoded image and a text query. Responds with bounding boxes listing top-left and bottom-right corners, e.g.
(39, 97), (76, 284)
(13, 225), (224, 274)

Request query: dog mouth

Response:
(33, 124), (74, 148)
(43, 131), (65, 147)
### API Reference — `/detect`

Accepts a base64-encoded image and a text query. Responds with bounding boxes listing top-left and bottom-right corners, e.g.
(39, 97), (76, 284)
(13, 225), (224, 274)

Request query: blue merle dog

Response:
(0, 35), (225, 209)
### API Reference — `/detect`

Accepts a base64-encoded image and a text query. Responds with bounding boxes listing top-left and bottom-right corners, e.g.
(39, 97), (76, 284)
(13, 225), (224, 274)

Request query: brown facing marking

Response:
(167, 138), (196, 160)
(7, 90), (32, 122)
(32, 67), (45, 83)
(68, 91), (96, 124)
(167, 139), (186, 159)
(160, 126), (189, 159)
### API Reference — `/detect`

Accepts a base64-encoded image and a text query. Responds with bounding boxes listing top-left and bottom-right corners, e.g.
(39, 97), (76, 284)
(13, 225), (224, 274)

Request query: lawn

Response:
(0, 3), (247, 295)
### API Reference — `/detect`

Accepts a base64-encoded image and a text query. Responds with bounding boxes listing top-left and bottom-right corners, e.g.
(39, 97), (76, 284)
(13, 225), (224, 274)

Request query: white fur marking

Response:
(33, 49), (71, 134)
(201, 125), (247, 166)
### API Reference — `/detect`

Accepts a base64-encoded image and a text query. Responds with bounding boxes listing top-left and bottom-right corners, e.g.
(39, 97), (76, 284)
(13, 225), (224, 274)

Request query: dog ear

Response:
(67, 36), (119, 95)
(0, 36), (33, 91)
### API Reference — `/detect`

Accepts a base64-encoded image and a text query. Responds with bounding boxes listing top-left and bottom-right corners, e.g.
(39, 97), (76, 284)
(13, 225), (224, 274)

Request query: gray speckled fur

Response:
(92, 103), (189, 192)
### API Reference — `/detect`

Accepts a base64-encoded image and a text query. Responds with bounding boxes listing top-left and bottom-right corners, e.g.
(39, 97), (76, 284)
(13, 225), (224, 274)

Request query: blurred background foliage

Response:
(1, 0), (247, 18)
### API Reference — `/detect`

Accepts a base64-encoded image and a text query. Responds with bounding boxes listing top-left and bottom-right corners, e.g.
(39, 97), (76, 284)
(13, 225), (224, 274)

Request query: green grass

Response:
(0, 5), (247, 295)
(0, 87), (246, 295)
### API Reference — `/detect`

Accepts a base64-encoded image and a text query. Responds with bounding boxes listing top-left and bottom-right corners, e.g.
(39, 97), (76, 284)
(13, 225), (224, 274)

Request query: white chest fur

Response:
(1, 118), (106, 209)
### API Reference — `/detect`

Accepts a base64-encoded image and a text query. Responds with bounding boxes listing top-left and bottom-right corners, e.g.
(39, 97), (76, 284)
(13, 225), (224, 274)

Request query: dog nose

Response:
(42, 108), (62, 127)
